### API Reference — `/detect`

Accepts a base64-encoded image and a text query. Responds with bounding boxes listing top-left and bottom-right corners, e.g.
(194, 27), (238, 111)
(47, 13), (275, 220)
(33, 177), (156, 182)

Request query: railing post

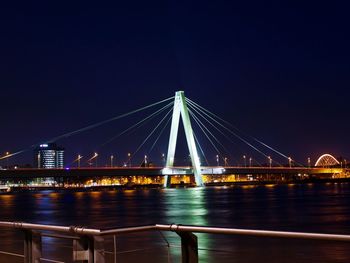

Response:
(94, 236), (105, 263)
(177, 232), (198, 263)
(23, 230), (42, 263)
(73, 236), (105, 263)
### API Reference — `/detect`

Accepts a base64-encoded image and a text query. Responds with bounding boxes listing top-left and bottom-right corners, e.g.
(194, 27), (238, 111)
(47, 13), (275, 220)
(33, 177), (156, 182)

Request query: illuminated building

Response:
(34, 143), (64, 168)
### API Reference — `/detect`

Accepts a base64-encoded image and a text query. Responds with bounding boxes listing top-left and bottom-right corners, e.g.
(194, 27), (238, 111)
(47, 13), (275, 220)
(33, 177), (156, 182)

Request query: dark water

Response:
(1, 182), (350, 262)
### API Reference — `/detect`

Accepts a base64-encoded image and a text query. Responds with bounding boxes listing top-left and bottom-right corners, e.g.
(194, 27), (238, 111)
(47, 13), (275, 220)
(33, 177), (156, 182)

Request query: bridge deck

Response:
(0, 166), (345, 179)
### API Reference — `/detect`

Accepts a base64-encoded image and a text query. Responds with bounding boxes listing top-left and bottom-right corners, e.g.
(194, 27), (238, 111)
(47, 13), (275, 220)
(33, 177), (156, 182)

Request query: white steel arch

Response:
(315, 154), (340, 167)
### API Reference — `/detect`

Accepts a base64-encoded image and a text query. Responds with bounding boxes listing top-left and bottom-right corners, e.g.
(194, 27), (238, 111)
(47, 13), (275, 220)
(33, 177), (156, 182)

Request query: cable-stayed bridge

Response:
(0, 91), (348, 187)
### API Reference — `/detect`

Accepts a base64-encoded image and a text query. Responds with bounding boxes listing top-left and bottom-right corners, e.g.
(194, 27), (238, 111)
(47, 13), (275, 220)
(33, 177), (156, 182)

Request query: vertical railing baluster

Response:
(23, 230), (42, 263)
(114, 235), (117, 263)
(93, 236), (105, 263)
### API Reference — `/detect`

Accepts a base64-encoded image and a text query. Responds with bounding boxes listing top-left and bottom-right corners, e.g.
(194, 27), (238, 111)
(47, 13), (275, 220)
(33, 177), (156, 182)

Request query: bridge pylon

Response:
(163, 91), (203, 187)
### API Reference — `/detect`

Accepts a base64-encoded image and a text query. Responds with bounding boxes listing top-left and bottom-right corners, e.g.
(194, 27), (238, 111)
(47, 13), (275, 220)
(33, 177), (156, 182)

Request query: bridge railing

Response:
(0, 221), (350, 262)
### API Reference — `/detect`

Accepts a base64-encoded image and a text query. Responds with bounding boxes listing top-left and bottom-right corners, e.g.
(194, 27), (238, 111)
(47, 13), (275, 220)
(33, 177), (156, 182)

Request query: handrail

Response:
(1, 221), (350, 242)
(1, 221), (350, 263)
(155, 224), (350, 242)
(0, 221), (100, 235)
(100, 225), (156, 235)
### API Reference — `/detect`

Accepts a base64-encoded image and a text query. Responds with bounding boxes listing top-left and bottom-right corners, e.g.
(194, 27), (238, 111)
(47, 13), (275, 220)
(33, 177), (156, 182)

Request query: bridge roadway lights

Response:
(162, 167), (225, 186)
(201, 167), (225, 175)
(162, 167), (192, 187)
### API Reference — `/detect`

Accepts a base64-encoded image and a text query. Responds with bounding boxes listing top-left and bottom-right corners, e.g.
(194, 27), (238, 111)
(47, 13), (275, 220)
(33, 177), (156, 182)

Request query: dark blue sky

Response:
(1, 1), (350, 166)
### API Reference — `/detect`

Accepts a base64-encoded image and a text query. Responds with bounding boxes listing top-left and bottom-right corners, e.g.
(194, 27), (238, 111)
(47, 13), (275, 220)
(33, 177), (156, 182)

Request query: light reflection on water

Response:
(0, 183), (349, 262)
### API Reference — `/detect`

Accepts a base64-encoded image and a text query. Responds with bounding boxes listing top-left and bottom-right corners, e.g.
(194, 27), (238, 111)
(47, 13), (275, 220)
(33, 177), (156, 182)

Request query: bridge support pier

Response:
(163, 174), (172, 188)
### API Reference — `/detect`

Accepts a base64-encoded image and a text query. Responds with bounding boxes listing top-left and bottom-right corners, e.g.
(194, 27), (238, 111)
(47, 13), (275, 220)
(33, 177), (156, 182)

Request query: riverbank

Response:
(3, 177), (350, 193)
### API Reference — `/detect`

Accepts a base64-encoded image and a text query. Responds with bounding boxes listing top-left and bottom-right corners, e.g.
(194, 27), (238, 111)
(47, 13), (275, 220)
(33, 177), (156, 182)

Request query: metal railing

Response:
(0, 221), (350, 262)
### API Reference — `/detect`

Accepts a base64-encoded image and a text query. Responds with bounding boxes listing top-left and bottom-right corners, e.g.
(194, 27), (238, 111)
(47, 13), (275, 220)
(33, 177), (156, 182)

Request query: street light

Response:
(37, 153), (41, 168)
(216, 155), (219, 166)
(144, 155), (148, 167)
(249, 157), (252, 167)
(307, 157), (311, 168)
(94, 152), (98, 167)
(243, 155), (246, 167)
(224, 157), (228, 167)
(87, 153), (98, 167)
(288, 157), (292, 168)
(268, 156), (272, 168)
(110, 155), (114, 168)
(162, 153), (165, 166)
(77, 154), (82, 168)
(128, 153), (131, 167)
(5, 152), (9, 168)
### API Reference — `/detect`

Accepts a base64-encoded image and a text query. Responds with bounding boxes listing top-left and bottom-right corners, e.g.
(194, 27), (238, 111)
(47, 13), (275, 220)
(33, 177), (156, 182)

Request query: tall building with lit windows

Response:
(34, 143), (64, 168)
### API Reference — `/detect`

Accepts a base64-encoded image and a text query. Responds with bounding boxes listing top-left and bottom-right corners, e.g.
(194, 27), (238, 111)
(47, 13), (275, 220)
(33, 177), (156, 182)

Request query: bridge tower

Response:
(163, 91), (203, 187)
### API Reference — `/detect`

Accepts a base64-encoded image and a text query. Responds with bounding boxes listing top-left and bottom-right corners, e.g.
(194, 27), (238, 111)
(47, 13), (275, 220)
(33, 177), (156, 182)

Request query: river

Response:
(0, 182), (350, 262)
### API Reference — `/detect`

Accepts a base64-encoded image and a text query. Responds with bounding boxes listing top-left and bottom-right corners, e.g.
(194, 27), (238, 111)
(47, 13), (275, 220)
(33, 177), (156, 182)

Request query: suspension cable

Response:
(192, 129), (210, 166)
(187, 97), (299, 165)
(187, 99), (284, 166)
(128, 108), (173, 164)
(148, 114), (172, 155)
(0, 97), (174, 160)
(98, 101), (173, 148)
(187, 103), (242, 165)
(188, 109), (221, 155)
(187, 100), (269, 159)
(45, 96), (174, 143)
(189, 108), (230, 156)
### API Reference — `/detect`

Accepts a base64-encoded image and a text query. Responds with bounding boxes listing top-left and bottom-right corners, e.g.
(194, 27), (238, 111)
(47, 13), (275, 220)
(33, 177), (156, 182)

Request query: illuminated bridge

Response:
(0, 91), (348, 187)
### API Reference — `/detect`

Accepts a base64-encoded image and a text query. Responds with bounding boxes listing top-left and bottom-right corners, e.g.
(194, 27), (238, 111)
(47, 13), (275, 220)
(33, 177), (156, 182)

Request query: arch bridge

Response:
(315, 154), (340, 167)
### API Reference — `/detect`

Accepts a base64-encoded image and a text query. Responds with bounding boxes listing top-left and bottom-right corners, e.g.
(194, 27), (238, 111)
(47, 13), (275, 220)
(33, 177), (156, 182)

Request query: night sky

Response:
(1, 1), (350, 167)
